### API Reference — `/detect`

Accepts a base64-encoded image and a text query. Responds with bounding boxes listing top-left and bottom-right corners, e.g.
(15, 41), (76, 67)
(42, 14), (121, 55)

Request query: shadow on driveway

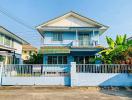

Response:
(99, 87), (132, 98)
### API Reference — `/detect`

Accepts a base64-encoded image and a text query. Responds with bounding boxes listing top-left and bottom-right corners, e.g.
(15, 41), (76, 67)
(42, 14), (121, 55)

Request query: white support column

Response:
(0, 62), (3, 86)
(70, 62), (76, 87)
(98, 33), (99, 45)
(5, 55), (8, 64)
(75, 29), (78, 46)
(92, 30), (95, 46)
(93, 30), (95, 36)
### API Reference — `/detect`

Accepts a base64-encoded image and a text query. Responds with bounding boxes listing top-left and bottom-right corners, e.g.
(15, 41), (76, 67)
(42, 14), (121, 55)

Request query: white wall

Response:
(2, 76), (70, 86)
(2, 73), (132, 86)
(70, 63), (132, 87)
(46, 16), (95, 27)
(74, 73), (132, 86)
(13, 41), (22, 54)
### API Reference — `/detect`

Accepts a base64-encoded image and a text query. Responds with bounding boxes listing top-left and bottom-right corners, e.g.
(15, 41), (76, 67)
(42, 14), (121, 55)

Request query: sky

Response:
(0, 0), (132, 47)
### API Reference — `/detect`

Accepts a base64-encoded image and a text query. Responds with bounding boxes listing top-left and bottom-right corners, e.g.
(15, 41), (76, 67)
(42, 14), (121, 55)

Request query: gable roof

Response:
(0, 26), (29, 44)
(37, 11), (109, 30)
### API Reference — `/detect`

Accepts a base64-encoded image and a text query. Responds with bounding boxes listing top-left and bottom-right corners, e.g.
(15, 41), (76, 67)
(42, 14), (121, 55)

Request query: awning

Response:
(71, 46), (104, 51)
(39, 46), (70, 54)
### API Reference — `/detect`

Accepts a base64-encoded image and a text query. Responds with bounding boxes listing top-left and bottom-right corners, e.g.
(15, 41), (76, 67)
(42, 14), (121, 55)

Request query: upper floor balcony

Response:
(42, 29), (100, 48)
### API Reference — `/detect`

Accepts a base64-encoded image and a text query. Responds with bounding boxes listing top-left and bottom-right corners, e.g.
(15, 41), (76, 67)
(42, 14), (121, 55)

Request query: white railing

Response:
(78, 40), (93, 47)
(1, 64), (132, 78)
(76, 64), (132, 73)
(43, 40), (97, 47)
(72, 40), (98, 47)
(2, 64), (70, 77)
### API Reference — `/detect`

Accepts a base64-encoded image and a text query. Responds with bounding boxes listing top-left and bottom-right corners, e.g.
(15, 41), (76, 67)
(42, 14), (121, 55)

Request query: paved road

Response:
(0, 87), (131, 100)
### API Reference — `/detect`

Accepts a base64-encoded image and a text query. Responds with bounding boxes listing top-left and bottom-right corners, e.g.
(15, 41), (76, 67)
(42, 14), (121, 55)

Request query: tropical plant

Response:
(0, 55), (5, 62)
(115, 34), (126, 45)
(106, 36), (115, 49)
(99, 34), (132, 64)
(24, 53), (43, 64)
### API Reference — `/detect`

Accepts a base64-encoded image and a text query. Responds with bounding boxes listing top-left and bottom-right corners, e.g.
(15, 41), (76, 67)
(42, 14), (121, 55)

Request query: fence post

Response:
(0, 62), (3, 86)
(70, 62), (76, 87)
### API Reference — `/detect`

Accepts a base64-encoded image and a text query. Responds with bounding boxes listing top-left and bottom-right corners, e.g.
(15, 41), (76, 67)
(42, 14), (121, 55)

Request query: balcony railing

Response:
(43, 40), (98, 47)
(72, 40), (98, 47)
(78, 40), (93, 47)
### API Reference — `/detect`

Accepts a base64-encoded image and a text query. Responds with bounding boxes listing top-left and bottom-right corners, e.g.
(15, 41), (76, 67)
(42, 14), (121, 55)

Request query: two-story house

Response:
(37, 11), (108, 64)
(0, 26), (29, 64)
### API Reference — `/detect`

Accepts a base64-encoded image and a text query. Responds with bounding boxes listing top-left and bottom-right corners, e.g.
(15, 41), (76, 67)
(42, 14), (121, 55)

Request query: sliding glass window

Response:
(53, 32), (63, 41)
(47, 56), (67, 64)
(4, 36), (11, 47)
(0, 34), (3, 44)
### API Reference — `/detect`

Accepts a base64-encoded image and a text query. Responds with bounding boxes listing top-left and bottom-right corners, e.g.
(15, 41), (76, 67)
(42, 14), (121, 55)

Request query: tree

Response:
(24, 54), (43, 64)
(99, 34), (132, 64)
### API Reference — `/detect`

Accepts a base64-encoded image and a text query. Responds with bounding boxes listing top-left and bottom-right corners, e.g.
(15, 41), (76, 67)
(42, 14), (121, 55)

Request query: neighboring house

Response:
(22, 44), (37, 61)
(36, 11), (108, 64)
(0, 26), (29, 64)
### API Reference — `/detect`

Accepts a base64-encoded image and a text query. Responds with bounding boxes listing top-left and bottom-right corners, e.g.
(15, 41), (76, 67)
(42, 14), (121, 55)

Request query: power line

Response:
(13, 31), (36, 33)
(0, 5), (35, 30)
(0, 5), (43, 43)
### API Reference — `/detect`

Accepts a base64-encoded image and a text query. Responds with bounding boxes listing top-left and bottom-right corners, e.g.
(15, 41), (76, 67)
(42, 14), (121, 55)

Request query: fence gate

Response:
(1, 64), (71, 86)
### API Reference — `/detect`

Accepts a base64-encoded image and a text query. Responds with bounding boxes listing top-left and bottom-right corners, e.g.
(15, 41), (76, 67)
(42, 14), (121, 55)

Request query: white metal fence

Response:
(2, 64), (70, 77)
(2, 64), (132, 77)
(76, 64), (132, 73)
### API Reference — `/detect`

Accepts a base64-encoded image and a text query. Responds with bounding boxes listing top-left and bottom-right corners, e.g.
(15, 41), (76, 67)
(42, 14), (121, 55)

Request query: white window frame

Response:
(47, 56), (67, 64)
(52, 32), (63, 41)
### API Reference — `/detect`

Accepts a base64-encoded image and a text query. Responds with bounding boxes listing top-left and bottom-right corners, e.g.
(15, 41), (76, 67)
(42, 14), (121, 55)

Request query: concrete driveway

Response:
(0, 86), (131, 100)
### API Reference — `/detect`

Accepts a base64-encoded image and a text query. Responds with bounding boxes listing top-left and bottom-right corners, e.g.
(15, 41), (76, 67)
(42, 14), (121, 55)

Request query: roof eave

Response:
(0, 26), (30, 45)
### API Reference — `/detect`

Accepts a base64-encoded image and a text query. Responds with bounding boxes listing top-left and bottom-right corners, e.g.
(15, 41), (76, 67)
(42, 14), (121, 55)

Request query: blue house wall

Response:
(42, 30), (100, 64)
(43, 31), (99, 46)
(43, 32), (75, 46)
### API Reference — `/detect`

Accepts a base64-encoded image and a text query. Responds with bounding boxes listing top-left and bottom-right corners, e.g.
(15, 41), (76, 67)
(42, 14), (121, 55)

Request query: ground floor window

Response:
(47, 56), (67, 64)
(74, 56), (95, 64)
